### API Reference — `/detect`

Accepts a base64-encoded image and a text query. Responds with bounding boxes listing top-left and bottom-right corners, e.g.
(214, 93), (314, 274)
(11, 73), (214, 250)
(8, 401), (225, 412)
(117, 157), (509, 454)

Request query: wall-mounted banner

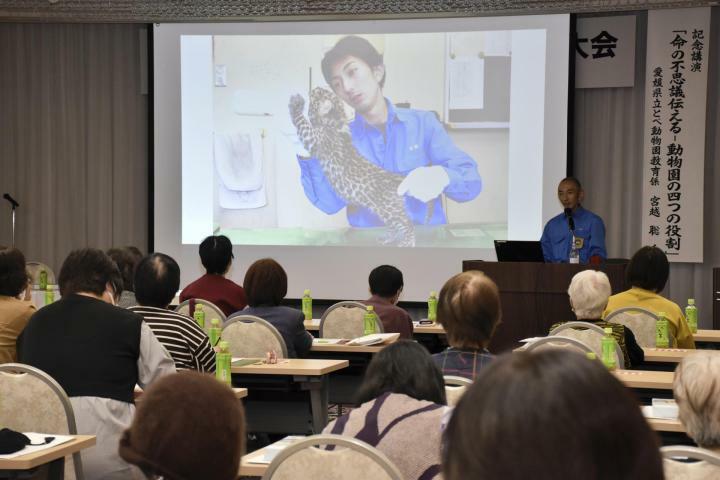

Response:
(642, 8), (710, 263)
(575, 15), (636, 88)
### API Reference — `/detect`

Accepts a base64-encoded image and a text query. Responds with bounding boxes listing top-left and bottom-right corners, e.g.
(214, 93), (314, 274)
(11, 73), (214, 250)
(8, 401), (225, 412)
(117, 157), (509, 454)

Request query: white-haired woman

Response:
(549, 270), (644, 368)
(668, 352), (720, 478)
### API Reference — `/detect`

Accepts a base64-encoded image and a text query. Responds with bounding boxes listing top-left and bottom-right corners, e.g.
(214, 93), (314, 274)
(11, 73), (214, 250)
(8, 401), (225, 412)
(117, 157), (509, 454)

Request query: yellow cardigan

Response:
(604, 287), (695, 349)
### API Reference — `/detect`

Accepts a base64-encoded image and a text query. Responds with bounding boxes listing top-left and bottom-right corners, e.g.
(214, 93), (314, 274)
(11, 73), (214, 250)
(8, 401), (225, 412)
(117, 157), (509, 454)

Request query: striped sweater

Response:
(129, 306), (215, 372)
(324, 393), (446, 480)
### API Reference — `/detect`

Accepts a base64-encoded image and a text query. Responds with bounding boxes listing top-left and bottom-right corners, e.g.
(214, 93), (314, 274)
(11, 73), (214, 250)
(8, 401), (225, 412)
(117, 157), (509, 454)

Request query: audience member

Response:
(180, 235), (247, 316)
(119, 371), (245, 480)
(107, 246), (143, 308)
(432, 270), (499, 380)
(231, 258), (313, 358)
(443, 349), (663, 480)
(18, 248), (175, 480)
(0, 246), (35, 363)
(324, 341), (446, 480)
(550, 270), (644, 368)
(668, 351), (720, 478)
(362, 265), (413, 339)
(130, 253), (215, 372)
(605, 245), (695, 348)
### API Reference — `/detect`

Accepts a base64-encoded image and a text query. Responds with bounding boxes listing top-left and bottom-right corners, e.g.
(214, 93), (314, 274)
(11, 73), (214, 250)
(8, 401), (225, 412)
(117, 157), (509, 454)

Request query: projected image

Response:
(182, 30), (538, 247)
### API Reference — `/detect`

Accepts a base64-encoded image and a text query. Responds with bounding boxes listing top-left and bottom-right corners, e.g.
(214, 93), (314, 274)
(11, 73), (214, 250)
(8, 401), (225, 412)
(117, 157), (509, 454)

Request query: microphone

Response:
(564, 207), (575, 232)
(3, 193), (19, 208)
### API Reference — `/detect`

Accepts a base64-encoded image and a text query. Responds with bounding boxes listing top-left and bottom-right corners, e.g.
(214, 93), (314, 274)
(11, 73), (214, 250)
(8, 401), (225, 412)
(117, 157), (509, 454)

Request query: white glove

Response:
(397, 165), (450, 202)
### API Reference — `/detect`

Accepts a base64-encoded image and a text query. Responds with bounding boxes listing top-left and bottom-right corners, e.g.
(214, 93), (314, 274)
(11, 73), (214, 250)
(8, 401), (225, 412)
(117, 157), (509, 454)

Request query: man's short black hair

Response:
(368, 265), (404, 298)
(58, 248), (123, 298)
(134, 253), (181, 308)
(560, 177), (582, 190)
(199, 235), (234, 275)
(321, 35), (386, 88)
(0, 247), (29, 297)
(626, 245), (670, 293)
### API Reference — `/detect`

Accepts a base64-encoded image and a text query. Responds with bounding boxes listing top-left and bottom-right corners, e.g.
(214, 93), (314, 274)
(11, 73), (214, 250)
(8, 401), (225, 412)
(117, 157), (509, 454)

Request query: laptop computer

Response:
(494, 240), (545, 262)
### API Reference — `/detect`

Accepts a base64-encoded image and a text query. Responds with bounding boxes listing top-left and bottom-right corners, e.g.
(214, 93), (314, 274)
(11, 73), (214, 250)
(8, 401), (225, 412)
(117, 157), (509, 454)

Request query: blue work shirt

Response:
(540, 206), (607, 263)
(297, 100), (482, 226)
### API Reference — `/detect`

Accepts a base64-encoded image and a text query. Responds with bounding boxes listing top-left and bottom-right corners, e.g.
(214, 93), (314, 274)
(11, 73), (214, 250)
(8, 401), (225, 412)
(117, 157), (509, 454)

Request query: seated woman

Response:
(106, 246), (143, 308)
(119, 371), (245, 480)
(231, 258), (313, 358)
(324, 341), (447, 480)
(0, 246), (35, 363)
(443, 349), (663, 480)
(432, 271), (500, 380)
(668, 351), (720, 479)
(605, 245), (695, 348)
(180, 235), (247, 316)
(550, 270), (644, 368)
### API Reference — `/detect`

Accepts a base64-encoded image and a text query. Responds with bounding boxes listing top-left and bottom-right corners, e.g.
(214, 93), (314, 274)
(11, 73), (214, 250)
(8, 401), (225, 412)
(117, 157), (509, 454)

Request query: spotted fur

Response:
(289, 87), (415, 247)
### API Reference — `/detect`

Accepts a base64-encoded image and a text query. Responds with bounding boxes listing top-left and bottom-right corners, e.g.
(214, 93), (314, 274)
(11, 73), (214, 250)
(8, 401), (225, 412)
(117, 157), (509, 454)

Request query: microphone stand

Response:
(11, 203), (16, 247)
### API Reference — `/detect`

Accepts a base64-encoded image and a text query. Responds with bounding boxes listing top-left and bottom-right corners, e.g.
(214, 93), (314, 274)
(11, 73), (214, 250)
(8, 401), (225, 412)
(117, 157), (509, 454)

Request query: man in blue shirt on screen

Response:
(540, 177), (607, 263)
(297, 35), (482, 226)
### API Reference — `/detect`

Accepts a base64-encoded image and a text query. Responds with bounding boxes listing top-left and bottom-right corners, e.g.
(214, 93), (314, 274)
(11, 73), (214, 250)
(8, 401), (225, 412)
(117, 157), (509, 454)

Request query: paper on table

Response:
(312, 338), (345, 345)
(248, 436), (305, 464)
(0, 433), (73, 459)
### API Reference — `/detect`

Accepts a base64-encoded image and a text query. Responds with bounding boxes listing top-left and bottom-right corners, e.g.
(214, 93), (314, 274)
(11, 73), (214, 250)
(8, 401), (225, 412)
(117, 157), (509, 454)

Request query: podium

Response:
(462, 261), (628, 353)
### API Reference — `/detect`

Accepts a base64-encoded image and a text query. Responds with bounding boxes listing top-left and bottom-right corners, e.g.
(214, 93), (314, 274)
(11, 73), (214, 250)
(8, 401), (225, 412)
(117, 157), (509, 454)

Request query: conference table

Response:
(304, 319), (446, 336)
(231, 359), (348, 433)
(694, 329), (720, 343)
(0, 435), (95, 480)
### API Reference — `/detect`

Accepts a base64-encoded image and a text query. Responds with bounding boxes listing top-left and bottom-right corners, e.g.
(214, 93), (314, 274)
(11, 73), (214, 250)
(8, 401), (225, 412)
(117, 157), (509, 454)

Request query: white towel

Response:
(218, 182), (267, 210)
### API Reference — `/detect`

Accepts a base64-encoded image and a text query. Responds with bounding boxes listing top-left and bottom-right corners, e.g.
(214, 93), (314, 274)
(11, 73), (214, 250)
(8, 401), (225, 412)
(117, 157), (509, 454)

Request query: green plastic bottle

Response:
(302, 289), (313, 321)
(44, 284), (55, 306)
(601, 327), (617, 370)
(39, 270), (48, 290)
(427, 291), (438, 323)
(685, 299), (698, 334)
(193, 304), (205, 329)
(215, 340), (231, 385)
(656, 312), (670, 348)
(363, 305), (377, 336)
(209, 318), (222, 347)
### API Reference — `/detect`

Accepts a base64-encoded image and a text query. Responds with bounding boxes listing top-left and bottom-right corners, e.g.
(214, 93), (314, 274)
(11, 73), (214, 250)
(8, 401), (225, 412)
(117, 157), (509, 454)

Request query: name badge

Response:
(574, 237), (585, 249)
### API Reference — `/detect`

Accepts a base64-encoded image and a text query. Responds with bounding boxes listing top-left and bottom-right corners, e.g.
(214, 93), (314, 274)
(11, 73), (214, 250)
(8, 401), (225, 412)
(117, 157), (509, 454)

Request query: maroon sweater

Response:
(363, 295), (413, 339)
(180, 274), (247, 317)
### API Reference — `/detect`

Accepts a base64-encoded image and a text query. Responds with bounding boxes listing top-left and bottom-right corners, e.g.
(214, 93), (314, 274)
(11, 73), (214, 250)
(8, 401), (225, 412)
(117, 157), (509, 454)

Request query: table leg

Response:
(47, 457), (65, 480)
(295, 375), (329, 433)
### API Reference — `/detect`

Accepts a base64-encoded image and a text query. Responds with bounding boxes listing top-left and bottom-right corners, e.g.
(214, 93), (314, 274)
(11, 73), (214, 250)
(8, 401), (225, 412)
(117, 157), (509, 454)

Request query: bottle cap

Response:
(196, 304), (203, 311)
(604, 327), (612, 334)
(658, 311), (666, 318)
(366, 305), (374, 312)
(218, 340), (229, 351)
(688, 299), (695, 305)
(430, 291), (437, 297)
(211, 318), (220, 326)
(586, 352), (597, 360)
(304, 289), (311, 295)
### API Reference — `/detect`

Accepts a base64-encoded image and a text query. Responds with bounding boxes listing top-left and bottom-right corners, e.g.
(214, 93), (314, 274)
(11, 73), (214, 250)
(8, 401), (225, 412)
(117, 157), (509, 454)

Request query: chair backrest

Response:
(26, 261), (56, 286)
(319, 301), (383, 339)
(662, 445), (720, 479)
(262, 434), (403, 480)
(605, 307), (660, 347)
(176, 299), (227, 332)
(222, 315), (288, 358)
(0, 363), (84, 480)
(524, 336), (595, 356)
(549, 322), (625, 369)
(444, 375), (472, 407)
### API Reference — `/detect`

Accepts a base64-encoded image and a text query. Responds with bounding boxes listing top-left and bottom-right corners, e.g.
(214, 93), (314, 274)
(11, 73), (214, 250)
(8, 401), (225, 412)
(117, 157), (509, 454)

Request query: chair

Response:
(0, 363), (84, 480)
(524, 336), (595, 356)
(549, 321), (625, 369)
(222, 315), (288, 358)
(262, 434), (403, 480)
(26, 261), (56, 286)
(605, 307), (662, 347)
(444, 375), (472, 407)
(662, 445), (720, 479)
(319, 301), (383, 339)
(176, 298), (227, 332)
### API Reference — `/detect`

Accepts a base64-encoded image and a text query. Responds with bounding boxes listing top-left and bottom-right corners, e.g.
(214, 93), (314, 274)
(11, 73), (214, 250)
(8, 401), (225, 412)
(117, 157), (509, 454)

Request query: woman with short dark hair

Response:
(229, 258), (312, 358)
(431, 270), (501, 380)
(443, 349), (664, 480)
(0, 246), (34, 363)
(605, 245), (694, 348)
(107, 246), (143, 308)
(325, 341), (447, 480)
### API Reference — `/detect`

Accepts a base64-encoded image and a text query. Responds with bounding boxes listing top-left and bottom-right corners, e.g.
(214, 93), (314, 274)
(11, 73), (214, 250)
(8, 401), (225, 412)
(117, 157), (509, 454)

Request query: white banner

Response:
(575, 16), (636, 88)
(642, 8), (710, 263)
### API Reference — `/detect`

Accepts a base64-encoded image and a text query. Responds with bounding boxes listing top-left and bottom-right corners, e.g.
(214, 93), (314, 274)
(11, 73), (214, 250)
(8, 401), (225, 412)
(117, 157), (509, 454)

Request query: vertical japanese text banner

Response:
(642, 8), (710, 263)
